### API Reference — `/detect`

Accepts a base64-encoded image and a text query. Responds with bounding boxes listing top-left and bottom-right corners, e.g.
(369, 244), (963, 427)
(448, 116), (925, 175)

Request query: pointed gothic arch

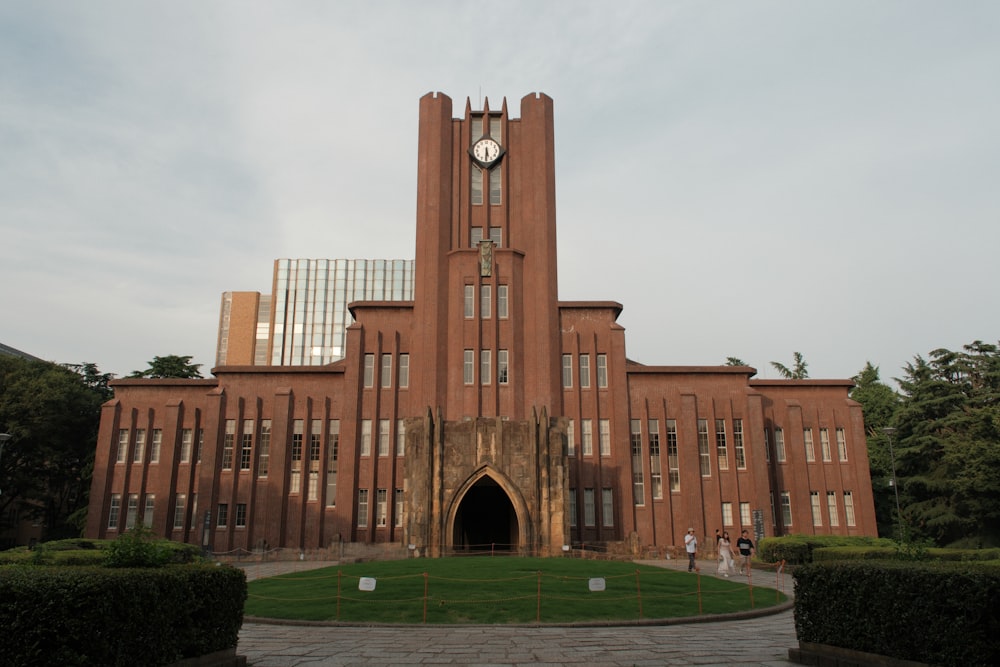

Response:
(446, 465), (531, 553)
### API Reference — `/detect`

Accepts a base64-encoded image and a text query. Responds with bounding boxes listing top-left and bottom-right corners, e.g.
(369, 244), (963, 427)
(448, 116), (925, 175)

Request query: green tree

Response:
(725, 357), (747, 366)
(129, 355), (203, 379)
(850, 362), (901, 538)
(771, 352), (809, 379)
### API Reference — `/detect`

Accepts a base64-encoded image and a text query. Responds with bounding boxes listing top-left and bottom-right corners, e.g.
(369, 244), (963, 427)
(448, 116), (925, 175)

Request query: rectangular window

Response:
(180, 428), (193, 463)
(191, 494), (197, 526)
(844, 491), (856, 526)
(378, 419), (390, 456)
(326, 420), (339, 506)
(143, 494), (155, 527)
(396, 419), (406, 456)
(363, 353), (375, 388)
(569, 488), (577, 527)
(836, 427), (848, 461)
(630, 420), (644, 505)
(740, 501), (751, 527)
(196, 429), (204, 464)
(217, 503), (228, 528)
(733, 419), (746, 469)
(480, 349), (491, 385)
(562, 354), (573, 388)
(566, 419), (575, 456)
(399, 354), (410, 388)
(290, 419), (303, 494)
(599, 419), (611, 456)
(584, 488), (595, 527)
(464, 285), (474, 318)
(497, 285), (508, 319)
(780, 491), (792, 527)
(596, 354), (608, 388)
(811, 491), (822, 526)
(498, 349), (509, 384)
(581, 419), (593, 456)
(827, 491), (840, 527)
(395, 489), (403, 527)
(309, 420), (321, 501)
(698, 419), (711, 476)
(602, 489), (614, 527)
(381, 354), (392, 388)
(722, 501), (733, 526)
(150, 430), (162, 463)
(774, 428), (786, 462)
(109, 493), (121, 529)
(480, 285), (491, 319)
(489, 167), (502, 205)
(376, 489), (388, 527)
(579, 354), (591, 388)
(173, 494), (186, 530)
(236, 503), (247, 528)
(463, 350), (474, 385)
(117, 429), (129, 463)
(648, 419), (662, 499)
(258, 420), (271, 477)
(666, 419), (680, 492)
(133, 429), (145, 464)
(357, 489), (369, 528)
(716, 419), (728, 471)
(764, 428), (771, 463)
(240, 420), (253, 470)
(471, 165), (483, 205)
(804, 428), (815, 462)
(360, 419), (372, 457)
(222, 420), (235, 470)
(820, 428), (831, 462)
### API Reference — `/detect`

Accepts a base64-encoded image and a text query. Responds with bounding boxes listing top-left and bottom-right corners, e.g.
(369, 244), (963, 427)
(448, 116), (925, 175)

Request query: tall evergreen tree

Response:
(129, 355), (203, 379)
(850, 362), (901, 538)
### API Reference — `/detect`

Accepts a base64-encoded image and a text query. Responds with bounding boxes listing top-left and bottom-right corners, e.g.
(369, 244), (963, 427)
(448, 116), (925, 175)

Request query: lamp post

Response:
(882, 427), (903, 542)
(0, 433), (11, 497)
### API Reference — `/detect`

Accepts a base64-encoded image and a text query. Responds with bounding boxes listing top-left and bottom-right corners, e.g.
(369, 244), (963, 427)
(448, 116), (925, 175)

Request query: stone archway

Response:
(451, 476), (519, 552)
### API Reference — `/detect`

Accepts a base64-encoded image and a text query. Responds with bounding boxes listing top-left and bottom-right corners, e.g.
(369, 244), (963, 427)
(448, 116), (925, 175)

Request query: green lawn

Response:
(245, 556), (785, 624)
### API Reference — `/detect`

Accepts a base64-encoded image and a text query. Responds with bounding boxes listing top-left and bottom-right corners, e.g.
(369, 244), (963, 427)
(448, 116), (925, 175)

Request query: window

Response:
(489, 165), (502, 205)
(217, 503), (229, 528)
(579, 354), (590, 388)
(358, 489), (369, 528)
(108, 494), (121, 529)
(698, 419), (711, 476)
(722, 502), (733, 526)
(497, 285), (508, 319)
(363, 353), (375, 388)
(569, 488), (577, 526)
(173, 494), (186, 530)
(804, 428), (815, 462)
(562, 354), (573, 388)
(602, 489), (614, 527)
(581, 419), (593, 456)
(196, 429), (204, 464)
(290, 420), (303, 494)
(716, 419), (728, 470)
(222, 420), (235, 470)
(396, 419), (406, 456)
(378, 419), (390, 456)
(584, 488), (595, 526)
(117, 429), (128, 463)
(150, 430), (162, 463)
(381, 354), (392, 388)
(648, 420), (662, 499)
(463, 350), (474, 384)
(498, 349), (509, 384)
(480, 349), (491, 385)
(836, 428), (848, 461)
(471, 166), (483, 205)
(143, 494), (155, 527)
(827, 491), (839, 527)
(820, 428), (831, 462)
(630, 420), (644, 505)
(464, 285), (474, 318)
(191, 494), (197, 526)
(599, 419), (611, 456)
(376, 489), (388, 527)
(567, 419), (575, 456)
(810, 491), (822, 526)
(133, 430), (145, 464)
(666, 420), (680, 492)
(480, 285), (491, 319)
(780, 491), (792, 527)
(764, 428), (771, 463)
(360, 420), (372, 457)
(399, 354), (410, 388)
(596, 354), (608, 388)
(236, 503), (247, 528)
(258, 420), (271, 477)
(240, 420), (253, 470)
(733, 419), (746, 469)
(180, 428), (193, 463)
(740, 501), (751, 527)
(774, 428), (786, 462)
(309, 420), (321, 501)
(326, 420), (339, 507)
(125, 494), (139, 529)
(844, 491), (856, 527)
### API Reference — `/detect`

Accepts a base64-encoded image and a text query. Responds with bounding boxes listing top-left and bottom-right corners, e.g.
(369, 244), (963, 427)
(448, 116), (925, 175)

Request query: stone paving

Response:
(236, 558), (798, 667)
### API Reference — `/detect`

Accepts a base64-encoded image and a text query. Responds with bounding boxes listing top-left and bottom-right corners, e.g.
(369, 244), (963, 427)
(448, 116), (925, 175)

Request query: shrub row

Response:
(812, 545), (1000, 563)
(756, 534), (892, 564)
(0, 564), (247, 667)
(794, 560), (1000, 666)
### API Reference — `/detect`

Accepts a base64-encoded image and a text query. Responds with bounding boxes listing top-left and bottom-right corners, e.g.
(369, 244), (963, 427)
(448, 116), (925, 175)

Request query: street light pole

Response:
(0, 433), (12, 497)
(882, 427), (903, 542)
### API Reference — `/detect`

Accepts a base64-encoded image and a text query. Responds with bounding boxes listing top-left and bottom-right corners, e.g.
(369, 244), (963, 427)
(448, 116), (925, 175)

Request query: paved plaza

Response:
(236, 559), (798, 667)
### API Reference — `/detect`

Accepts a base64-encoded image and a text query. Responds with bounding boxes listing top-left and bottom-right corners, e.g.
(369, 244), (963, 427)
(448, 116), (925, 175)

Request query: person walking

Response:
(736, 530), (755, 575)
(717, 531), (735, 577)
(684, 528), (698, 572)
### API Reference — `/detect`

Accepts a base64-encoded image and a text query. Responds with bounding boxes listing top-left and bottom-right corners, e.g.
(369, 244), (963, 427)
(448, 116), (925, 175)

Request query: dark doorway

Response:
(452, 477), (518, 552)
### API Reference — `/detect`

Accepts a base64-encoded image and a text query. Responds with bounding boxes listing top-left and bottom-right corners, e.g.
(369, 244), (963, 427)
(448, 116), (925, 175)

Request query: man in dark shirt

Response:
(736, 530), (755, 575)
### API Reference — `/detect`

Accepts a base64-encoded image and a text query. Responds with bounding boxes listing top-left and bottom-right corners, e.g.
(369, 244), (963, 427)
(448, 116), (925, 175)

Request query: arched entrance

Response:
(452, 476), (518, 552)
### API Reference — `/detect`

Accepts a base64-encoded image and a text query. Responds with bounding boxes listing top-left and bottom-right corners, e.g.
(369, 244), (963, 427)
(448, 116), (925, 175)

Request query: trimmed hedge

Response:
(794, 560), (1000, 666)
(813, 545), (1000, 563)
(0, 564), (246, 667)
(757, 535), (894, 564)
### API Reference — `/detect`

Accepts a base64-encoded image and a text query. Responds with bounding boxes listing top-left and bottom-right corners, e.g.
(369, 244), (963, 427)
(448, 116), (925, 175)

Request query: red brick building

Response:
(85, 92), (877, 556)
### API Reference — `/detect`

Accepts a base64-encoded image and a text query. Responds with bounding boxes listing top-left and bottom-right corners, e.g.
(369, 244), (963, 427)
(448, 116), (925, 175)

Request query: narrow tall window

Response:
(471, 165), (483, 205)
(698, 419), (711, 476)
(376, 489), (388, 527)
(584, 488), (595, 527)
(567, 419), (575, 457)
(240, 419), (253, 471)
(740, 501), (751, 527)
(117, 430), (128, 463)
(126, 494), (139, 529)
(399, 354), (410, 388)
(488, 166), (502, 204)
(222, 421), (235, 470)
(562, 354), (573, 388)
(716, 419), (728, 470)
(836, 427), (848, 461)
(150, 430), (162, 463)
(381, 354), (392, 388)
(820, 428), (831, 462)
(599, 419), (611, 456)
(804, 428), (815, 462)
(309, 419), (321, 501)
(480, 349), (491, 385)
(764, 427), (771, 463)
(180, 429), (193, 463)
(630, 420), (644, 505)
(649, 419), (662, 500)
(236, 503), (247, 528)
(326, 420), (339, 507)
(464, 350), (474, 385)
(774, 427), (786, 462)
(844, 491), (856, 526)
(290, 420), (303, 493)
(378, 419), (390, 456)
(196, 429), (204, 464)
(810, 491), (822, 526)
(217, 503), (229, 528)
(581, 419), (593, 456)
(480, 285), (491, 319)
(395, 489), (403, 527)
(360, 419), (372, 457)
(666, 419), (680, 492)
(601, 489), (614, 527)
(396, 419), (406, 456)
(363, 353), (375, 388)
(133, 430), (145, 464)
(569, 488), (577, 526)
(722, 501), (733, 526)
(498, 349), (509, 384)
(464, 285), (474, 318)
(173, 494), (186, 530)
(357, 489), (369, 528)
(143, 494), (155, 527)
(733, 419), (746, 469)
(579, 354), (591, 388)
(109, 494), (122, 529)
(827, 491), (839, 527)
(258, 420), (271, 477)
(780, 491), (792, 527)
(596, 354), (608, 388)
(497, 285), (508, 319)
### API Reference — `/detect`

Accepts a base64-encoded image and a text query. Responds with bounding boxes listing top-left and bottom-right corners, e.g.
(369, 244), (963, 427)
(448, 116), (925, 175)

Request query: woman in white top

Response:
(717, 531), (736, 577)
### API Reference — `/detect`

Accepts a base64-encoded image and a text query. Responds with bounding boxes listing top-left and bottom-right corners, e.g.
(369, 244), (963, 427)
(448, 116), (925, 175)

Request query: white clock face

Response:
(473, 138), (501, 164)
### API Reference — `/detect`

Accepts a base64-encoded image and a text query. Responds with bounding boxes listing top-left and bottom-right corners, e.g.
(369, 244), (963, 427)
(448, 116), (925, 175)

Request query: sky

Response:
(2, 1), (998, 384)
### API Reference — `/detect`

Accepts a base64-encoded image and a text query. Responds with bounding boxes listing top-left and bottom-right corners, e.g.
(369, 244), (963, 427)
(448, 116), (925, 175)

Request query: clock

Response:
(471, 137), (503, 167)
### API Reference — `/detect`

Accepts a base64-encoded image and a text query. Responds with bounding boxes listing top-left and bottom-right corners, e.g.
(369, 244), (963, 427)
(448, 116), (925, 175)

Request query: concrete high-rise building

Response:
(87, 93), (877, 557)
